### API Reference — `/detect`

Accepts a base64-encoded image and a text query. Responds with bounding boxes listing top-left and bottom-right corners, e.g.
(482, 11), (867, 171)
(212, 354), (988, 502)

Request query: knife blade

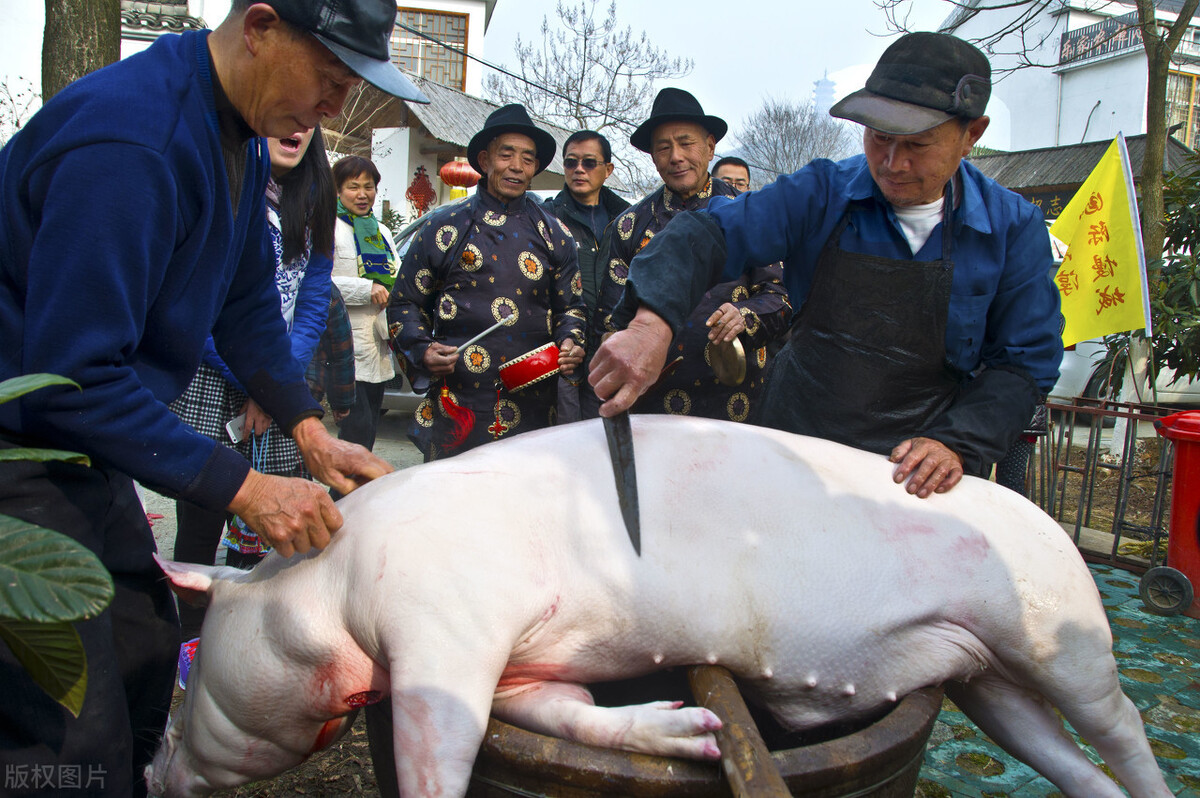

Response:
(602, 411), (640, 555)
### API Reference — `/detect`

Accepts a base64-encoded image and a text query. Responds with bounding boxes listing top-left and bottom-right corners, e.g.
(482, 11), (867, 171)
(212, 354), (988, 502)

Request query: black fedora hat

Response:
(467, 104), (557, 175)
(830, 32), (990, 135)
(265, 0), (429, 103)
(630, 88), (727, 153)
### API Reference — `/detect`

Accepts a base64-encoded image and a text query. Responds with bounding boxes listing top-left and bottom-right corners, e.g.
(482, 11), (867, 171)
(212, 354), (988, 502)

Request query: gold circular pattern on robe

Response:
(731, 285), (750, 303)
(415, 398), (435, 428)
(463, 344), (491, 374)
(518, 251), (545, 281)
(483, 210), (507, 227)
(756, 346), (767, 368)
(608, 258), (627, 286)
(570, 271), (583, 296)
(460, 243), (484, 272)
(727, 392), (750, 422)
(536, 220), (554, 251)
(557, 218), (573, 238)
(491, 297), (519, 324)
(616, 211), (636, 241)
(414, 268), (435, 295)
(435, 225), (458, 252)
(638, 229), (654, 253)
(438, 296), (458, 320)
(663, 389), (692, 415)
(496, 398), (521, 429)
(741, 307), (760, 337)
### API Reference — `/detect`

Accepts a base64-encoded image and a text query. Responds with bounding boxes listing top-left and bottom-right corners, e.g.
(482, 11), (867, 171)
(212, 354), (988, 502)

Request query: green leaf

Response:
(0, 517), (114, 624)
(0, 619), (88, 717)
(0, 374), (79, 405)
(0, 448), (90, 466)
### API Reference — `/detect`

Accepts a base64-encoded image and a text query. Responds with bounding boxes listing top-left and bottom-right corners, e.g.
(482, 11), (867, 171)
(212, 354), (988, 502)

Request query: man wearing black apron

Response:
(589, 32), (1063, 497)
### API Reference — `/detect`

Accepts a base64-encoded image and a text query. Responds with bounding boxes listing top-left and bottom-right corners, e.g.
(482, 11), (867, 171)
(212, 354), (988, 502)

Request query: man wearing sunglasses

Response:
(547, 131), (630, 421)
(713, 156), (752, 194)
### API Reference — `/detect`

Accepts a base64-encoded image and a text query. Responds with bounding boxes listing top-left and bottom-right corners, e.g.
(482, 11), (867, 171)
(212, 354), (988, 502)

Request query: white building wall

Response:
(1057, 52), (1148, 145)
(941, 0), (1180, 151)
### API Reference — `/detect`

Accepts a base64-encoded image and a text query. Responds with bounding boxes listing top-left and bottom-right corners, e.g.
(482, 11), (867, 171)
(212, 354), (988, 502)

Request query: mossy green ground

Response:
(917, 563), (1200, 797)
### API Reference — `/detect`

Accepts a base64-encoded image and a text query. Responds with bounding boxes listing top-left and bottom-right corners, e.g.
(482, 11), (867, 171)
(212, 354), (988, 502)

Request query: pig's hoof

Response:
(610, 701), (723, 760)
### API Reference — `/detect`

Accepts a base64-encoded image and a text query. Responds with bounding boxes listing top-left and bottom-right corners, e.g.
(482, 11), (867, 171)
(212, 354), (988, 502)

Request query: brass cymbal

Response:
(710, 336), (746, 387)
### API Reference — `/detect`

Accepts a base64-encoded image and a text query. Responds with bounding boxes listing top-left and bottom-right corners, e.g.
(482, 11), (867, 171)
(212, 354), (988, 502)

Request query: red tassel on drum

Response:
(440, 386), (474, 450)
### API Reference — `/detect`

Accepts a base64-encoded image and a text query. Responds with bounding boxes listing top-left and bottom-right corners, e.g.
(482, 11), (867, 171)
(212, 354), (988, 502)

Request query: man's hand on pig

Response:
(588, 307), (673, 417)
(226, 471), (341, 557)
(293, 416), (394, 496)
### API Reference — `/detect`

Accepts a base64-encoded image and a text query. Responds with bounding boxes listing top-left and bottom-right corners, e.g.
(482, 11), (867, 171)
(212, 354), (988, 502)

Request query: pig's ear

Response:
(154, 555), (248, 607)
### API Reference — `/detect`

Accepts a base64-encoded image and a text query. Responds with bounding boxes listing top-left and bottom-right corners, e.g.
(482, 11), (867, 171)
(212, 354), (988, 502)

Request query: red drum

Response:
(498, 343), (560, 391)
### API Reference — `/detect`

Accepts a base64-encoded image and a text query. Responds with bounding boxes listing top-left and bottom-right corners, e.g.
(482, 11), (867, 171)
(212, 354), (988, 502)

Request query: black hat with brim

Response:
(830, 32), (990, 135)
(630, 88), (727, 153)
(266, 0), (430, 103)
(467, 104), (557, 175)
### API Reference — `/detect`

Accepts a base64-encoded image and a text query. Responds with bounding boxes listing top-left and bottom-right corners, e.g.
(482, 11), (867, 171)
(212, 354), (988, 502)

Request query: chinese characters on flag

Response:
(1048, 134), (1150, 347)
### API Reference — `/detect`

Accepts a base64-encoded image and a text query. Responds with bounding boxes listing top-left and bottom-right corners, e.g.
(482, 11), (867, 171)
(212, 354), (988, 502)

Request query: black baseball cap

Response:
(830, 32), (989, 135)
(265, 0), (430, 103)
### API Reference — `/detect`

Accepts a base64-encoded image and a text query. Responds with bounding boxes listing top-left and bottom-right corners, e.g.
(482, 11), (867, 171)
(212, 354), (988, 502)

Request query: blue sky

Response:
(481, 0), (953, 143)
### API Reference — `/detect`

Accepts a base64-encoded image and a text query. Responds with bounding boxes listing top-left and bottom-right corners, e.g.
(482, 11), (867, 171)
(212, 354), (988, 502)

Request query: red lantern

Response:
(439, 157), (481, 188)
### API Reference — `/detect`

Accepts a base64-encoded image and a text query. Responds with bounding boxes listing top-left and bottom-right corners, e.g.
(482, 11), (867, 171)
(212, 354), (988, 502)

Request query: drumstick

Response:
(453, 316), (514, 352)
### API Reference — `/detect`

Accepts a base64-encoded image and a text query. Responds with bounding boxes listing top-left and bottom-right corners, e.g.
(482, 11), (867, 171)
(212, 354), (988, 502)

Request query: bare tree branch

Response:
(0, 77), (41, 146)
(483, 0), (693, 196)
(734, 96), (859, 185)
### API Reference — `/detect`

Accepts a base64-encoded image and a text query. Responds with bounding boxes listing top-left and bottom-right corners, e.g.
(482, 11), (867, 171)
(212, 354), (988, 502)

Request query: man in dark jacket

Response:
(546, 130), (630, 420)
(590, 33), (1062, 499)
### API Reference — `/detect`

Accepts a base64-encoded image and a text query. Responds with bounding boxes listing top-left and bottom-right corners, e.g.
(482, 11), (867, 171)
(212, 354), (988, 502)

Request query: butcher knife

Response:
(603, 411), (640, 555)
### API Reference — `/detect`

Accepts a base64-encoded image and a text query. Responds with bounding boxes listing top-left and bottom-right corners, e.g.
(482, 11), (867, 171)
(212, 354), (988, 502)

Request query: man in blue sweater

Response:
(590, 33), (1062, 500)
(0, 2), (428, 795)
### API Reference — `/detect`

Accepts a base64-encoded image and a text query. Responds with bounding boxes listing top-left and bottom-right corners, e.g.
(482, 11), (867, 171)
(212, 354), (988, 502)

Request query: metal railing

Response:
(1028, 398), (1175, 574)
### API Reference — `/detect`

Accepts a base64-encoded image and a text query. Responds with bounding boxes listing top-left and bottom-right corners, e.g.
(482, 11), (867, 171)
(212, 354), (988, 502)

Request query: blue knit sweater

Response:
(0, 30), (321, 510)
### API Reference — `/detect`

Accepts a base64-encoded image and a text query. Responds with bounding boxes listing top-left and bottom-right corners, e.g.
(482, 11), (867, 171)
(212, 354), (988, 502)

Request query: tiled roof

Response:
(967, 133), (1196, 190)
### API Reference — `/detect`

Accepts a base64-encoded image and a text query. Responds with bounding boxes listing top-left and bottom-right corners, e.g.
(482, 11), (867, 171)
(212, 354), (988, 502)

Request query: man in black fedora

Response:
(591, 87), (790, 422)
(0, 1), (417, 793)
(387, 104), (586, 460)
(589, 32), (1062, 500)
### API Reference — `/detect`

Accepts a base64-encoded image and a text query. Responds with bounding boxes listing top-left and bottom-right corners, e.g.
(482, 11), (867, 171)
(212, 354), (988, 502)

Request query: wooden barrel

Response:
(467, 686), (943, 797)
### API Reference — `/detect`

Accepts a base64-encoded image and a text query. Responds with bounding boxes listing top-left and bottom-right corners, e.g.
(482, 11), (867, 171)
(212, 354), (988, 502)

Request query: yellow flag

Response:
(1048, 134), (1150, 347)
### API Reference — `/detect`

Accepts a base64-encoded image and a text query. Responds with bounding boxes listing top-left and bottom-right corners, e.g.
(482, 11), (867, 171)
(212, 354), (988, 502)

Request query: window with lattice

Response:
(390, 8), (468, 91)
(1166, 71), (1200, 149)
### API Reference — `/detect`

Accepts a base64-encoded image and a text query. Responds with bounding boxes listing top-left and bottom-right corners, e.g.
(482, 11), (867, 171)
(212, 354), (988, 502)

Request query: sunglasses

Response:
(563, 157), (605, 171)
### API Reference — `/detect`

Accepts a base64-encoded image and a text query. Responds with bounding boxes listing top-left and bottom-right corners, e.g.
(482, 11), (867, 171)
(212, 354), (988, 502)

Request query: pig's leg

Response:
(492, 681), (722, 760)
(947, 677), (1128, 798)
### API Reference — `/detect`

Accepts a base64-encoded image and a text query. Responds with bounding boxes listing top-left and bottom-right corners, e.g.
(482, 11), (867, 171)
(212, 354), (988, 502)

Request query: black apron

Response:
(756, 188), (960, 456)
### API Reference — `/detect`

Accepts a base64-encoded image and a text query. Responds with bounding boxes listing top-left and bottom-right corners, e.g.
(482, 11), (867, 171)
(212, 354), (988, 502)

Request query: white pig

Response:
(147, 416), (1171, 798)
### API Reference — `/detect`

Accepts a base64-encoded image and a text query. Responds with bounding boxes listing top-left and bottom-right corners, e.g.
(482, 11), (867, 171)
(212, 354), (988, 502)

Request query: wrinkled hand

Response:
(558, 339), (585, 376)
(889, 437), (964, 498)
(242, 398), (272, 437)
(370, 283), (390, 306)
(293, 416), (393, 496)
(705, 303), (745, 344)
(423, 341), (460, 377)
(227, 471), (341, 558)
(588, 307), (673, 417)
